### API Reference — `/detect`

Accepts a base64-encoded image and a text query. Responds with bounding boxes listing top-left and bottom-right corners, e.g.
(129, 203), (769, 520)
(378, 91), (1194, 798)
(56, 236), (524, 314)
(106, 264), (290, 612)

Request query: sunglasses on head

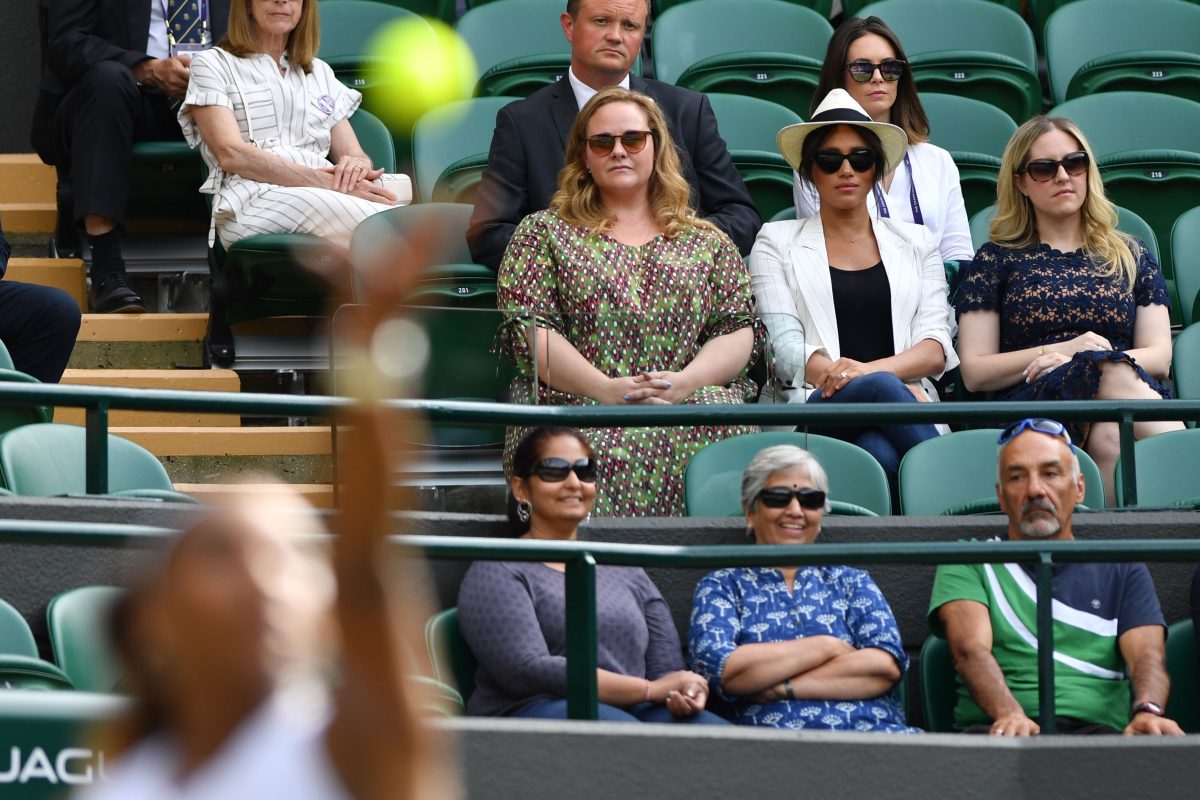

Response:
(530, 457), (597, 483)
(845, 58), (907, 83)
(584, 130), (653, 157)
(811, 148), (877, 174)
(997, 418), (1075, 451)
(756, 487), (827, 510)
(1017, 151), (1089, 182)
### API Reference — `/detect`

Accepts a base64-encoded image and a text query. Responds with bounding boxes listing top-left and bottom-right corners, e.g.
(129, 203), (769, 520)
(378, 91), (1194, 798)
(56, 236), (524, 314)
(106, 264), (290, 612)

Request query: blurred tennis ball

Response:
(364, 18), (478, 131)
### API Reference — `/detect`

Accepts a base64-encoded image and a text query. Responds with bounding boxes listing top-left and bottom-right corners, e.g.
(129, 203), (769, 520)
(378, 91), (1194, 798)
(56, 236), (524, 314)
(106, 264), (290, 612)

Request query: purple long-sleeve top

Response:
(457, 560), (685, 716)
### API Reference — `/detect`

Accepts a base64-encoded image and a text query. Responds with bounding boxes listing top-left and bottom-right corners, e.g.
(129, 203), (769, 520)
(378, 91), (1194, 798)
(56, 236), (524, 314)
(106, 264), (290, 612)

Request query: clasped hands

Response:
(650, 670), (710, 718)
(607, 371), (693, 405)
(1023, 331), (1112, 384)
(814, 358), (925, 402)
(133, 55), (193, 99)
(320, 156), (397, 204)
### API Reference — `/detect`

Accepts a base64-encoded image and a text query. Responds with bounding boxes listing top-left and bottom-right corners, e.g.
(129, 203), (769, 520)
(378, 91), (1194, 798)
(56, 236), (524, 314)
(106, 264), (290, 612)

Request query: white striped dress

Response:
(179, 48), (392, 249)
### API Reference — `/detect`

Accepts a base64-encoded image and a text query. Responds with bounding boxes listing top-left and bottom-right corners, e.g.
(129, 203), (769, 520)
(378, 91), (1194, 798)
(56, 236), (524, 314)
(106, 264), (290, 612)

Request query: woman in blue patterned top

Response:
(688, 445), (917, 732)
(955, 115), (1182, 503)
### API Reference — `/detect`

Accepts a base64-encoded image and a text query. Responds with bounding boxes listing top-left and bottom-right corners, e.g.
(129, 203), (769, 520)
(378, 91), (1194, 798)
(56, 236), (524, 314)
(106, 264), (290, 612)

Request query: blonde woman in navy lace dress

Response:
(955, 116), (1182, 502)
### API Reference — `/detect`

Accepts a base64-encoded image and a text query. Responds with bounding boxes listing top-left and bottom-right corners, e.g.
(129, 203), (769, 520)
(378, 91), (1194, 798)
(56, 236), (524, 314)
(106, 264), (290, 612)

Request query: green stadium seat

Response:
(921, 93), (1017, 219)
(128, 141), (210, 225)
(705, 94), (804, 222)
(845, 0), (1021, 15)
(204, 109), (396, 366)
(457, 0), (617, 99)
(856, 0), (1041, 123)
(1172, 207), (1200, 326)
(919, 634), (957, 732)
(968, 203), (1160, 263)
(898, 429), (1107, 515)
(1049, 92), (1200, 323)
(425, 607), (478, 703)
(684, 431), (893, 517)
(411, 97), (517, 203)
(317, 0), (429, 91)
(1045, 0), (1200, 106)
(655, 0), (833, 15)
(408, 674), (465, 715)
(1172, 324), (1200, 405)
(47, 586), (125, 694)
(0, 424), (194, 503)
(326, 0), (457, 24)
(651, 0), (834, 119)
(1166, 619), (1200, 732)
(0, 598), (38, 658)
(1114, 429), (1200, 508)
(0, 369), (53, 438)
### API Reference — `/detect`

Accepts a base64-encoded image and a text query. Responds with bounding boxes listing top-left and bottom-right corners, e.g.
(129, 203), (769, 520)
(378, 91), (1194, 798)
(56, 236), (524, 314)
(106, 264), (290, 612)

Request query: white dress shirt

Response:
(147, 0), (170, 59)
(567, 67), (631, 111)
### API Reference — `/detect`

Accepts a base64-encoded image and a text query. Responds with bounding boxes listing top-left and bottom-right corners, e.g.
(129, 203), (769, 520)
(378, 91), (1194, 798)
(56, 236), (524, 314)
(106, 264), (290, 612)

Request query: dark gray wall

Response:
(0, 0), (42, 153)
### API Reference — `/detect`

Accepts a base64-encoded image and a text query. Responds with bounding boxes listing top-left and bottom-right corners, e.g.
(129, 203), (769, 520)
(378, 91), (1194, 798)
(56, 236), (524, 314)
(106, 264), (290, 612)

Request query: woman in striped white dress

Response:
(179, 0), (397, 250)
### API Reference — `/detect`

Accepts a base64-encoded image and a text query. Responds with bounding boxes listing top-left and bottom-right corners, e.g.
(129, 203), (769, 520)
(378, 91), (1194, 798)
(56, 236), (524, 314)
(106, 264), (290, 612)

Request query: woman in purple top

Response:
(457, 426), (727, 723)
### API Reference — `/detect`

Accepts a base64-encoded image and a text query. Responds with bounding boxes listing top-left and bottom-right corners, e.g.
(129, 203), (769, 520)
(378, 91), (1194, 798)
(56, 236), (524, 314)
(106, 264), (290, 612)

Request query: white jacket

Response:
(749, 214), (959, 406)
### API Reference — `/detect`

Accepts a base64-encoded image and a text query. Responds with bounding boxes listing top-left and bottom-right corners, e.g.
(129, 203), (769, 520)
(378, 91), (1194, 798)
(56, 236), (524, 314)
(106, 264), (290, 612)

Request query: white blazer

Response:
(748, 214), (959, 405)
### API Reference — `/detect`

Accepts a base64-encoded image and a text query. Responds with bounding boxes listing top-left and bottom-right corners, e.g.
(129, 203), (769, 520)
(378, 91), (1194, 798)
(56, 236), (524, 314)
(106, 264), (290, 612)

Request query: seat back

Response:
(1172, 323), (1200, 402)
(349, 108), (398, 173)
(425, 607), (478, 703)
(1173, 206), (1200, 326)
(333, 0), (457, 24)
(921, 92), (1017, 159)
(705, 93), (805, 153)
(968, 203), (1161, 263)
(1166, 619), (1200, 732)
(1051, 92), (1200, 157)
(1045, 0), (1200, 104)
(684, 431), (892, 516)
(318, 0), (427, 89)
(1117, 429), (1200, 507)
(412, 96), (518, 202)
(0, 598), (38, 658)
(0, 369), (52, 438)
(899, 429), (1107, 515)
(657, 0), (834, 14)
(0, 424), (176, 497)
(845, 0), (1019, 15)
(47, 586), (125, 693)
(919, 634), (958, 732)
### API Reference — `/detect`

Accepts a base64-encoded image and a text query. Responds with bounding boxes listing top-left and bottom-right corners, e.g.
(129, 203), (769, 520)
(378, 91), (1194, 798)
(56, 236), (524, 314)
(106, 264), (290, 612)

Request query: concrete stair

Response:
(0, 155), (55, 234)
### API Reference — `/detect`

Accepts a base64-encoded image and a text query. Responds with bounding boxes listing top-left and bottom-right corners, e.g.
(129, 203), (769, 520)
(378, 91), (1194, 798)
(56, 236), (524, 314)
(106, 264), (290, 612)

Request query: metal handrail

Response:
(4, 519), (1198, 732)
(0, 381), (1197, 502)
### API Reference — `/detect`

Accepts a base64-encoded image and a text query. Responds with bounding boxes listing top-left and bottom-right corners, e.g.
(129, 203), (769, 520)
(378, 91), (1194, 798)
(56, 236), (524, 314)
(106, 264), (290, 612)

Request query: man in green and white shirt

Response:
(928, 418), (1183, 735)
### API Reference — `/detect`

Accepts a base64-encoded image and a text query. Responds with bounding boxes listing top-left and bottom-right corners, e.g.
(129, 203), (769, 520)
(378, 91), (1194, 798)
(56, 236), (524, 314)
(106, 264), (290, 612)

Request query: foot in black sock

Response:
(86, 230), (144, 313)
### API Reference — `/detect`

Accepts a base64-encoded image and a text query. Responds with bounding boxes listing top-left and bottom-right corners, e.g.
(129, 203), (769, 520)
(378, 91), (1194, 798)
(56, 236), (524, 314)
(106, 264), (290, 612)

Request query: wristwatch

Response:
(1131, 701), (1165, 718)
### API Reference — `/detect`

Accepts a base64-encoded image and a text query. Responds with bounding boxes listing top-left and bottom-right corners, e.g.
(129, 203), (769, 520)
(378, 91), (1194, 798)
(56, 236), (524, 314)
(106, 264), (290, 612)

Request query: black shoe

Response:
(88, 272), (145, 314)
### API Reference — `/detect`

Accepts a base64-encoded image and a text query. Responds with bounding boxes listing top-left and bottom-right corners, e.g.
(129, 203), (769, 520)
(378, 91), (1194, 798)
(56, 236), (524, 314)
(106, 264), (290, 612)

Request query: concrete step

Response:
(111, 426), (332, 485)
(6, 258), (86, 307)
(175, 482), (334, 509)
(0, 155), (55, 205)
(1, 203), (56, 234)
(70, 313), (208, 369)
(55, 368), (240, 426)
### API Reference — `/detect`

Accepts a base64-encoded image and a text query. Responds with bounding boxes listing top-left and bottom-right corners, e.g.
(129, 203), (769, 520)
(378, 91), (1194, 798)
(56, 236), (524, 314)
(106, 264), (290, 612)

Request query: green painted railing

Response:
(0, 382), (1197, 504)
(3, 520), (1199, 732)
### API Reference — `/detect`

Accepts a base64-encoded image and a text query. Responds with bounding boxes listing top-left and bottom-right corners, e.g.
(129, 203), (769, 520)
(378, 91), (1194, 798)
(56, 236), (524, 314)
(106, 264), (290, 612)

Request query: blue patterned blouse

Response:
(689, 566), (918, 733)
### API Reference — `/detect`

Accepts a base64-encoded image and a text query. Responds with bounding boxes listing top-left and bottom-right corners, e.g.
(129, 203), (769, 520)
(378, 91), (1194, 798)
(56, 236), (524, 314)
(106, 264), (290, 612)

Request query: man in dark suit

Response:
(31, 0), (229, 312)
(466, 0), (761, 270)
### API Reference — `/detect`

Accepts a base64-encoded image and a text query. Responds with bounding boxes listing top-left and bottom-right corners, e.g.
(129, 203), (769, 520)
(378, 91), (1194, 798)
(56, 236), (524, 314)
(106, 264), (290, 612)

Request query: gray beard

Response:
(1018, 517), (1061, 539)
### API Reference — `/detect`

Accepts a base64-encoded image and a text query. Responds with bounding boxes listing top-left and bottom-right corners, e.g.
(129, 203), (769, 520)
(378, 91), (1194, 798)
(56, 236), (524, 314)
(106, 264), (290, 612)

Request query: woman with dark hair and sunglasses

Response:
(688, 445), (916, 732)
(793, 16), (972, 263)
(496, 87), (761, 517)
(749, 89), (956, 506)
(956, 116), (1182, 503)
(457, 426), (728, 724)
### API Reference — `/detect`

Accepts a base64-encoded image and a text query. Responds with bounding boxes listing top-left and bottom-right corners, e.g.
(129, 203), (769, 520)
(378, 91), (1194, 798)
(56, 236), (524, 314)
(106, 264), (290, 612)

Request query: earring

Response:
(517, 499), (532, 522)
(583, 511), (592, 525)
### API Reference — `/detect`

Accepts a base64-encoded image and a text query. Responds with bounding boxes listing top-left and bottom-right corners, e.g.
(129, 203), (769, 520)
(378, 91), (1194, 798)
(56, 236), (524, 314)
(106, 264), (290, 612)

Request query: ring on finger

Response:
(840, 371), (848, 379)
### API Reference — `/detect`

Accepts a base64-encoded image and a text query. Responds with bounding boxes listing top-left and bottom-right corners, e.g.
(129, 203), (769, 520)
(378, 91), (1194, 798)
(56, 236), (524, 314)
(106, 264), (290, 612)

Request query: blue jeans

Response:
(513, 698), (730, 725)
(805, 372), (939, 508)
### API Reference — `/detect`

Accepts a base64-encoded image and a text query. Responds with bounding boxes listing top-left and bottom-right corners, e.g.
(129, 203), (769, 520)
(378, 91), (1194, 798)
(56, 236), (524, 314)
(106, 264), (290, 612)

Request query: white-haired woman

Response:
(688, 445), (916, 732)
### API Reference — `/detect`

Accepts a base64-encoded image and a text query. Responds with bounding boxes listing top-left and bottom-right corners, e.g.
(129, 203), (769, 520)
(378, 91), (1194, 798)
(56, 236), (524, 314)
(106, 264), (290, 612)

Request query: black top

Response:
(830, 261), (895, 363)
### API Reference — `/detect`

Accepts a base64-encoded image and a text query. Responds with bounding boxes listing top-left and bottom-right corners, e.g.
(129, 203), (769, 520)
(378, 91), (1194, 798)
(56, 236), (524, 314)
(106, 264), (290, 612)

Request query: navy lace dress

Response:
(955, 241), (1171, 441)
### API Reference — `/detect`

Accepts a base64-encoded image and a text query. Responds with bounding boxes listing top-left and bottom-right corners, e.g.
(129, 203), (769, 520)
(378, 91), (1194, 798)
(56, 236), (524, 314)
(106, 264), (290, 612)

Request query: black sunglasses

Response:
(756, 487), (827, 510)
(997, 418), (1075, 452)
(811, 148), (877, 174)
(584, 130), (653, 157)
(1017, 151), (1089, 182)
(530, 457), (597, 483)
(845, 58), (906, 83)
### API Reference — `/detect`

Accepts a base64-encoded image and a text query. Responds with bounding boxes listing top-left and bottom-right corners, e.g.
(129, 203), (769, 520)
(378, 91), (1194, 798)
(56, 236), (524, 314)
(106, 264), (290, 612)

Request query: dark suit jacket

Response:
(467, 75), (762, 270)
(31, 0), (230, 157)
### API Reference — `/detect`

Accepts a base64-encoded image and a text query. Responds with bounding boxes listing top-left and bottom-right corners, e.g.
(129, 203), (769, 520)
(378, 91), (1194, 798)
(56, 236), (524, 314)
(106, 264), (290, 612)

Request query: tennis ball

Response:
(364, 18), (478, 131)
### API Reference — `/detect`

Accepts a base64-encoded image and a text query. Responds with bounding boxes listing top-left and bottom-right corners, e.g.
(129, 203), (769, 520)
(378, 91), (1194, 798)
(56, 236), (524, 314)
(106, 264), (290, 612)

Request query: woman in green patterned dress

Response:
(496, 87), (762, 517)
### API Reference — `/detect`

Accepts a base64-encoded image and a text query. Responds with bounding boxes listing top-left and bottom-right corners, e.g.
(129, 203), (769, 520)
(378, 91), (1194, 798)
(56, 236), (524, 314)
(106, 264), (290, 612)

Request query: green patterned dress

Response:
(497, 210), (762, 517)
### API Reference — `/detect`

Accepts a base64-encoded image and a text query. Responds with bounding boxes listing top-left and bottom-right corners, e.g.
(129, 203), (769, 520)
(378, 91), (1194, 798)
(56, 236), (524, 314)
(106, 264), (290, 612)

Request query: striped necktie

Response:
(166, 0), (210, 53)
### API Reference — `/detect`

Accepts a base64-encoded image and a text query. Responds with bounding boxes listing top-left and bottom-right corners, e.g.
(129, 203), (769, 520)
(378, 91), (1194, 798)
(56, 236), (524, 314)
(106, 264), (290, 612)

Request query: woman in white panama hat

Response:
(749, 88), (957, 510)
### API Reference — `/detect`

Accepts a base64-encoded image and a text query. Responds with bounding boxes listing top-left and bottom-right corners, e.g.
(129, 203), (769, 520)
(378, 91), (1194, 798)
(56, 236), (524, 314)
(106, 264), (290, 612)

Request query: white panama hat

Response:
(776, 88), (909, 175)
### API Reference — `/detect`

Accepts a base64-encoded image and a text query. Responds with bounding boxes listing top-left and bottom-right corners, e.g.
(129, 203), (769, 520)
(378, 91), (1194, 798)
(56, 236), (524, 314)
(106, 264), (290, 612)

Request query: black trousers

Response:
(36, 60), (182, 227)
(0, 280), (81, 384)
